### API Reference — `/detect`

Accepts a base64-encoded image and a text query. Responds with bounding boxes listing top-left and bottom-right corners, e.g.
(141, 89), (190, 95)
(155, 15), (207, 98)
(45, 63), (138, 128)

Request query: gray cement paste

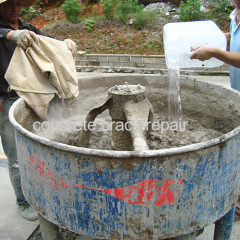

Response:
(32, 76), (240, 151)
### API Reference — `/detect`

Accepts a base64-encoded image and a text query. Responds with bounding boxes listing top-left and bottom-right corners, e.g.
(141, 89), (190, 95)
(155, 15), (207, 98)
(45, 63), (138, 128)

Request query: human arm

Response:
(64, 38), (77, 59)
(190, 46), (240, 68)
(5, 29), (38, 49)
(5, 30), (13, 40)
(24, 24), (77, 58)
(0, 21), (51, 49)
(1, 21), (77, 57)
(225, 32), (231, 49)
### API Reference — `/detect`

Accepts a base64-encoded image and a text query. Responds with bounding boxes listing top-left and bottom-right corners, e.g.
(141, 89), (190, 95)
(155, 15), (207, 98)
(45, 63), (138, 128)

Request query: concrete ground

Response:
(0, 155), (39, 240)
(0, 73), (239, 240)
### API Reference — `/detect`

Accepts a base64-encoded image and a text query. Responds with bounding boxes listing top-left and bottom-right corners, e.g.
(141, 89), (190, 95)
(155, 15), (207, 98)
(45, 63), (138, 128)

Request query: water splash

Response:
(168, 66), (183, 126)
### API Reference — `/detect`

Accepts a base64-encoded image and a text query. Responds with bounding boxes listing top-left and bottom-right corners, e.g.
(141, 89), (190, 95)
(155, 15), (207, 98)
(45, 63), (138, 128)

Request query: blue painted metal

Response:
(9, 75), (240, 239)
(214, 207), (236, 240)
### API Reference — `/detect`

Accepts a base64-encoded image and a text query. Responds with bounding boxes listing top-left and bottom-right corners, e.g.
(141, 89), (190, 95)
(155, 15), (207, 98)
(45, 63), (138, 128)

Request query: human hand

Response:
(64, 39), (77, 59)
(10, 30), (38, 50)
(190, 46), (214, 61)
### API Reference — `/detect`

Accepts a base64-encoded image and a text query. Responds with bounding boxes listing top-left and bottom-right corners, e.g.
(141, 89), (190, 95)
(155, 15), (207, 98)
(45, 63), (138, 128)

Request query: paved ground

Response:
(0, 158), (39, 240)
(0, 73), (239, 240)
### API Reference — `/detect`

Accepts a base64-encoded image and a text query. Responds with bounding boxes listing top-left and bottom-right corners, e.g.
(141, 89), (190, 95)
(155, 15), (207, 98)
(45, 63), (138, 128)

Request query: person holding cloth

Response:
(0, 0), (77, 221)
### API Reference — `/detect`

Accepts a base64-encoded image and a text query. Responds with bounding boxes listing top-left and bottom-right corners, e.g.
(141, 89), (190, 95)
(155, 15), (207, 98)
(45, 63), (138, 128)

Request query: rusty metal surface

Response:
(9, 75), (240, 239)
(14, 131), (240, 239)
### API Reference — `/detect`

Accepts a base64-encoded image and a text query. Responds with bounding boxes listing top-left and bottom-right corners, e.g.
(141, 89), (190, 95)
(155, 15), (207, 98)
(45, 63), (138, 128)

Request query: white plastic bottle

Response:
(163, 20), (227, 69)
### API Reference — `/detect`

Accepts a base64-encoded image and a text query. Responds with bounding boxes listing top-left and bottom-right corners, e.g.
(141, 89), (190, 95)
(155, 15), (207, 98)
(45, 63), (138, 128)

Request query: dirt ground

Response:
(25, 1), (165, 55)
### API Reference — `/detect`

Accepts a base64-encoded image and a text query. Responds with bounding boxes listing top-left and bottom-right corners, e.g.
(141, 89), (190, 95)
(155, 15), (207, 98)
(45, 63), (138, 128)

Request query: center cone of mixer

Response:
(77, 83), (154, 151)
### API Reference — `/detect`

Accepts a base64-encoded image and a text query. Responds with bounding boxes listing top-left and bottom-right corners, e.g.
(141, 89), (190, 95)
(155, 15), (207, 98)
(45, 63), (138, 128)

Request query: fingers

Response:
(10, 30), (38, 50)
(25, 31), (38, 48)
(72, 45), (77, 59)
(25, 33), (33, 47)
(69, 42), (75, 55)
(190, 52), (196, 59)
(29, 31), (38, 42)
(196, 46), (214, 61)
(189, 46), (208, 61)
(18, 41), (27, 50)
(190, 51), (204, 61)
(64, 39), (77, 59)
(190, 47), (199, 59)
(27, 31), (38, 47)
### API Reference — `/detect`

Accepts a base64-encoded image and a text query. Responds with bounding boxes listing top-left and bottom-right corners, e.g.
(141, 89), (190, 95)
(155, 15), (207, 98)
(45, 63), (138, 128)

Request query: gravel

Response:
(143, 0), (234, 12)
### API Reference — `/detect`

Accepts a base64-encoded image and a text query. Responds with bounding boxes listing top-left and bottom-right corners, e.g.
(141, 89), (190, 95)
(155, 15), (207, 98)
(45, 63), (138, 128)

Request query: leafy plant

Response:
(61, 0), (82, 23)
(178, 0), (203, 22)
(211, 0), (233, 15)
(208, 0), (234, 21)
(148, 9), (157, 22)
(116, 0), (142, 24)
(100, 0), (116, 20)
(83, 18), (96, 32)
(205, 0), (234, 29)
(92, 5), (98, 19)
(132, 7), (145, 29)
(132, 8), (157, 30)
(21, 7), (42, 21)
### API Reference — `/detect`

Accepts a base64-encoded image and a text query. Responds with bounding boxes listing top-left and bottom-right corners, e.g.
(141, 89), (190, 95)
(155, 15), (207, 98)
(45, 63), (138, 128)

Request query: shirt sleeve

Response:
(0, 28), (12, 38)
(0, 23), (52, 39)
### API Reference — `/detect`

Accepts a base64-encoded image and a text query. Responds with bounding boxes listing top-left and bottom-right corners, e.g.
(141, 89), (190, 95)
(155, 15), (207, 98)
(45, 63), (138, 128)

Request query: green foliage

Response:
(144, 39), (161, 52)
(178, 0), (203, 22)
(208, 0), (234, 19)
(205, 0), (234, 28)
(100, 0), (147, 25)
(132, 7), (156, 30)
(100, 0), (116, 20)
(61, 0), (82, 23)
(116, 0), (142, 24)
(148, 9), (157, 22)
(92, 5), (98, 19)
(211, 0), (233, 15)
(132, 6), (145, 29)
(83, 18), (96, 32)
(21, 7), (42, 21)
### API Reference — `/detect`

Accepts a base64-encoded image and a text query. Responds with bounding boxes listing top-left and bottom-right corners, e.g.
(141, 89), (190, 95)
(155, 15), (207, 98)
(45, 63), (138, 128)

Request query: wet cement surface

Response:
(34, 74), (240, 152)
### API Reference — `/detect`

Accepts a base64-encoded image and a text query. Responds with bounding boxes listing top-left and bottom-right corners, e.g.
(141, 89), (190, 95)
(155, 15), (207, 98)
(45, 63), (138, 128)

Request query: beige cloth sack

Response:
(5, 35), (79, 120)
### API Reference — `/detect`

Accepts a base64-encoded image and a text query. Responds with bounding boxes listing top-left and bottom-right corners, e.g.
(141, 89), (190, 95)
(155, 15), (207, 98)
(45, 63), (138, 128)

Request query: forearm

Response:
(191, 45), (240, 69)
(212, 48), (240, 68)
(225, 32), (231, 50)
(1, 25), (51, 40)
(5, 30), (14, 40)
(0, 28), (13, 39)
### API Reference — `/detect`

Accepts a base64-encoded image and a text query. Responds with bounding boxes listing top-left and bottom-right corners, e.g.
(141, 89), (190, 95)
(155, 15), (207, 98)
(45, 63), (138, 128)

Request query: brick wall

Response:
(75, 53), (229, 75)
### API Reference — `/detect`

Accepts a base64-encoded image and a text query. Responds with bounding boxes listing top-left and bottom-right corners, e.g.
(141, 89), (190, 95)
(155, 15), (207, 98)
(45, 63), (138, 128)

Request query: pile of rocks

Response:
(143, 0), (234, 12)
(143, 0), (234, 22)
(143, 2), (173, 12)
